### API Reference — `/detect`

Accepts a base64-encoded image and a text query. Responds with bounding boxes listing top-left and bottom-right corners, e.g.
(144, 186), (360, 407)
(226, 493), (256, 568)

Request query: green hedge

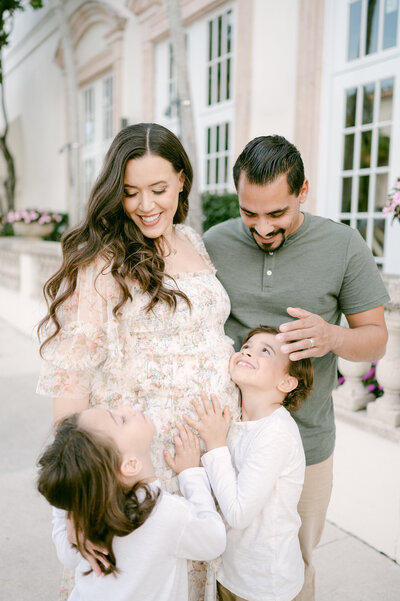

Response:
(201, 192), (240, 232)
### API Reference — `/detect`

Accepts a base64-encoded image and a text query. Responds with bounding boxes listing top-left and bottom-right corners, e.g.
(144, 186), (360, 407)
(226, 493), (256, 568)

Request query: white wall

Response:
(2, 4), (68, 213)
(328, 412), (400, 564)
(249, 0), (299, 140)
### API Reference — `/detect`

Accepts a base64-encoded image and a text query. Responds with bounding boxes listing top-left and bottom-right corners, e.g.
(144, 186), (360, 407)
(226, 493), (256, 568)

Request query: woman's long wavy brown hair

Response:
(37, 413), (160, 575)
(38, 123), (193, 354)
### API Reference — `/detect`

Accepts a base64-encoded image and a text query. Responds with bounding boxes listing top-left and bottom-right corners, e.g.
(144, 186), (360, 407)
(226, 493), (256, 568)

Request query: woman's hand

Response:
(164, 422), (201, 474)
(184, 393), (230, 452)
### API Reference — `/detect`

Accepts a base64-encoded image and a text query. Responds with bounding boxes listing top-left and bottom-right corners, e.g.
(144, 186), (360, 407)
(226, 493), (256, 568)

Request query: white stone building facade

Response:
(1, 0), (400, 569)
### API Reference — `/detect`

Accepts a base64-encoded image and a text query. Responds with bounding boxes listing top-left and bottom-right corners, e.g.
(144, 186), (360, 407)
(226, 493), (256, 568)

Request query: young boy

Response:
(185, 325), (313, 601)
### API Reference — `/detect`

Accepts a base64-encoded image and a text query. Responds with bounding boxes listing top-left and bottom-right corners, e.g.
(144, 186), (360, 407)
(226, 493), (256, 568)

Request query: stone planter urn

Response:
(13, 222), (55, 239)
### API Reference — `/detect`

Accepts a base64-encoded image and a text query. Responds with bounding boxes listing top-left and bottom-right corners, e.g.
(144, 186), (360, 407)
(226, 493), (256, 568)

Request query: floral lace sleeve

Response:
(37, 258), (119, 399)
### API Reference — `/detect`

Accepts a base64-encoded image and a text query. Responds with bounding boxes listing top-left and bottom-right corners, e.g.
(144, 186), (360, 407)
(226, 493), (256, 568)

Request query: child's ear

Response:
(277, 375), (298, 394)
(120, 456), (142, 479)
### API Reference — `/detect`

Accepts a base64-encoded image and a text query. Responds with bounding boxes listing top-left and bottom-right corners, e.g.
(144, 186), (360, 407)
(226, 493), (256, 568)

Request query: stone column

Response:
(367, 277), (400, 426)
(333, 358), (375, 411)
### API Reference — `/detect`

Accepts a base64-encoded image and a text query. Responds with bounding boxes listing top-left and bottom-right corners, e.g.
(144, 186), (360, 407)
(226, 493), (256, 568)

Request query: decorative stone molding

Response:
(55, 2), (126, 72)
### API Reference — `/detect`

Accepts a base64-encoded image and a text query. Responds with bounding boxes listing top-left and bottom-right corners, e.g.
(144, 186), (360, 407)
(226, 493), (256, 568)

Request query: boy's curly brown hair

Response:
(242, 325), (314, 412)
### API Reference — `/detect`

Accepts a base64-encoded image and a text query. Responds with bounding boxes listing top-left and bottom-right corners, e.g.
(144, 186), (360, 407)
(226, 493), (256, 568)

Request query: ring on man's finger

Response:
(309, 338), (315, 348)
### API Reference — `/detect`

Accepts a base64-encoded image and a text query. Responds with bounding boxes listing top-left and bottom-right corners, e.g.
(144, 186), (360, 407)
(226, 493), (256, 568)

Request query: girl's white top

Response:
(201, 406), (305, 601)
(51, 468), (226, 601)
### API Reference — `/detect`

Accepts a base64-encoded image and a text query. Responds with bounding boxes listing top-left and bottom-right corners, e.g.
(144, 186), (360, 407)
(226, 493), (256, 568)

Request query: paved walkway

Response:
(1, 318), (400, 601)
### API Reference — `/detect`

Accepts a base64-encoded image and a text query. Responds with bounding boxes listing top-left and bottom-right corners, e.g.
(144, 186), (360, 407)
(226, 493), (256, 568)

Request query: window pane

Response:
(208, 66), (212, 105)
(372, 219), (385, 256)
(383, 0), (398, 49)
(348, 1), (362, 59)
(378, 125), (391, 165)
(375, 173), (389, 209)
(358, 175), (369, 211)
(218, 15), (222, 57)
(84, 88), (95, 145)
(225, 123), (230, 150)
(216, 125), (220, 152)
(365, 0), (380, 55)
(224, 156), (229, 183)
(207, 127), (211, 153)
(206, 159), (210, 185)
(226, 10), (232, 53)
(379, 78), (394, 121)
(362, 83), (375, 124)
(345, 88), (357, 127)
(208, 20), (213, 60)
(360, 130), (372, 168)
(215, 157), (220, 184)
(341, 219), (351, 226)
(341, 177), (352, 212)
(226, 57), (231, 99)
(343, 134), (355, 170)
(217, 62), (221, 102)
(356, 219), (368, 239)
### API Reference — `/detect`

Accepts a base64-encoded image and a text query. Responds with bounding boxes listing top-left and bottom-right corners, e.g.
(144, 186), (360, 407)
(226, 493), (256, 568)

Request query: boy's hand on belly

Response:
(184, 393), (230, 452)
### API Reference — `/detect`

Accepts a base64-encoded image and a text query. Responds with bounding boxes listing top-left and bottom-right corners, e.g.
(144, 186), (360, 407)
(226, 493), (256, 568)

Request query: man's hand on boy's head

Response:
(164, 422), (201, 474)
(184, 393), (230, 452)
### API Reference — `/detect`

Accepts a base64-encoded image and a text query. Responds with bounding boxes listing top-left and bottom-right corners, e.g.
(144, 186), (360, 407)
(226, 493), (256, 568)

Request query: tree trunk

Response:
(164, 0), (202, 233)
(0, 52), (16, 214)
(50, 0), (81, 226)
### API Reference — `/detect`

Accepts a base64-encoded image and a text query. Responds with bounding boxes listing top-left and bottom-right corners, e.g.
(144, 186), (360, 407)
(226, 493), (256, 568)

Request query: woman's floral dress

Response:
(37, 224), (239, 601)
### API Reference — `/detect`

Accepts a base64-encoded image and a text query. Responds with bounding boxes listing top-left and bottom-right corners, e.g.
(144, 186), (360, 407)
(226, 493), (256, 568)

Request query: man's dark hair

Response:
(233, 135), (305, 196)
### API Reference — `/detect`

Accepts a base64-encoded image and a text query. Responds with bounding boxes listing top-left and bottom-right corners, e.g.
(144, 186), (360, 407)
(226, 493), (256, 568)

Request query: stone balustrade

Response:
(0, 237), (61, 335)
(332, 274), (400, 427)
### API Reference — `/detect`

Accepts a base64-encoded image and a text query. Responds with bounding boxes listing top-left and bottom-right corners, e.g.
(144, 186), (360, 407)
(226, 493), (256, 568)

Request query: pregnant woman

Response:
(37, 123), (239, 601)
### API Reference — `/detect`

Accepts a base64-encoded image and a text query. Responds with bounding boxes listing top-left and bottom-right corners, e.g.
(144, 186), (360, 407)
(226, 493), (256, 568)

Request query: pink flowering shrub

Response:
(4, 208), (63, 225)
(382, 178), (400, 224)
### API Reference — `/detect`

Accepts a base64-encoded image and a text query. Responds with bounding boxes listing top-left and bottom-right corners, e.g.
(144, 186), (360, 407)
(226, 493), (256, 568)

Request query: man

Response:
(203, 135), (389, 601)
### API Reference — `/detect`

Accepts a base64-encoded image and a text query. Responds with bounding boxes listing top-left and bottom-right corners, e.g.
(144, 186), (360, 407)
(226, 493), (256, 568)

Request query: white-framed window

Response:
(80, 73), (114, 214)
(207, 9), (233, 106)
(339, 77), (394, 266)
(320, 0), (400, 273)
(152, 5), (235, 193)
(204, 122), (231, 193)
(347, 0), (399, 61)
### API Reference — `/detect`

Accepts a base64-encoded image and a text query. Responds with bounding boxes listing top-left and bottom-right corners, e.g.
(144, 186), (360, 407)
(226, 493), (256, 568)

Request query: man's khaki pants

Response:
(293, 453), (334, 601)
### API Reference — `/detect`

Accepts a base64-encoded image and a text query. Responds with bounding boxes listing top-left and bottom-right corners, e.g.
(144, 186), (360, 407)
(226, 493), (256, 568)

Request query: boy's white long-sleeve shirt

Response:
(201, 406), (305, 601)
(51, 467), (226, 601)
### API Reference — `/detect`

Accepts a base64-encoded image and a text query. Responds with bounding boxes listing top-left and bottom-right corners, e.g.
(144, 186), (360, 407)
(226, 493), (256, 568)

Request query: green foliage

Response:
(0, 1), (43, 55)
(201, 191), (240, 232)
(43, 212), (69, 242)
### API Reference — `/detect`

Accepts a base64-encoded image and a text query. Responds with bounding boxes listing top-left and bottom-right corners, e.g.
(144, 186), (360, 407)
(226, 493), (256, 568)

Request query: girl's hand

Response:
(184, 393), (230, 452)
(164, 423), (201, 474)
(66, 515), (110, 576)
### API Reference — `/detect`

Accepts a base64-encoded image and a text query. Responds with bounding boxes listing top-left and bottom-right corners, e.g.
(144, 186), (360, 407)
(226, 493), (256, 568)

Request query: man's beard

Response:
(250, 228), (286, 251)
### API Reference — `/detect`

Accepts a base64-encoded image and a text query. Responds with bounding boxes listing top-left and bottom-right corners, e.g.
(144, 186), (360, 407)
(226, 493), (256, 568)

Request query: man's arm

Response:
(277, 305), (387, 362)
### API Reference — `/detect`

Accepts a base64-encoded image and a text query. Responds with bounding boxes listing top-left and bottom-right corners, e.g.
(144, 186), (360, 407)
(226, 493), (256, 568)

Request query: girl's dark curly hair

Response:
(37, 413), (160, 575)
(38, 123), (193, 354)
(242, 325), (314, 412)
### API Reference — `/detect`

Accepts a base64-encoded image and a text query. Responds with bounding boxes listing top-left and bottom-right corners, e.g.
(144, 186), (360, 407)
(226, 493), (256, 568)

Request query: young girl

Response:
(37, 406), (226, 601)
(185, 325), (314, 601)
